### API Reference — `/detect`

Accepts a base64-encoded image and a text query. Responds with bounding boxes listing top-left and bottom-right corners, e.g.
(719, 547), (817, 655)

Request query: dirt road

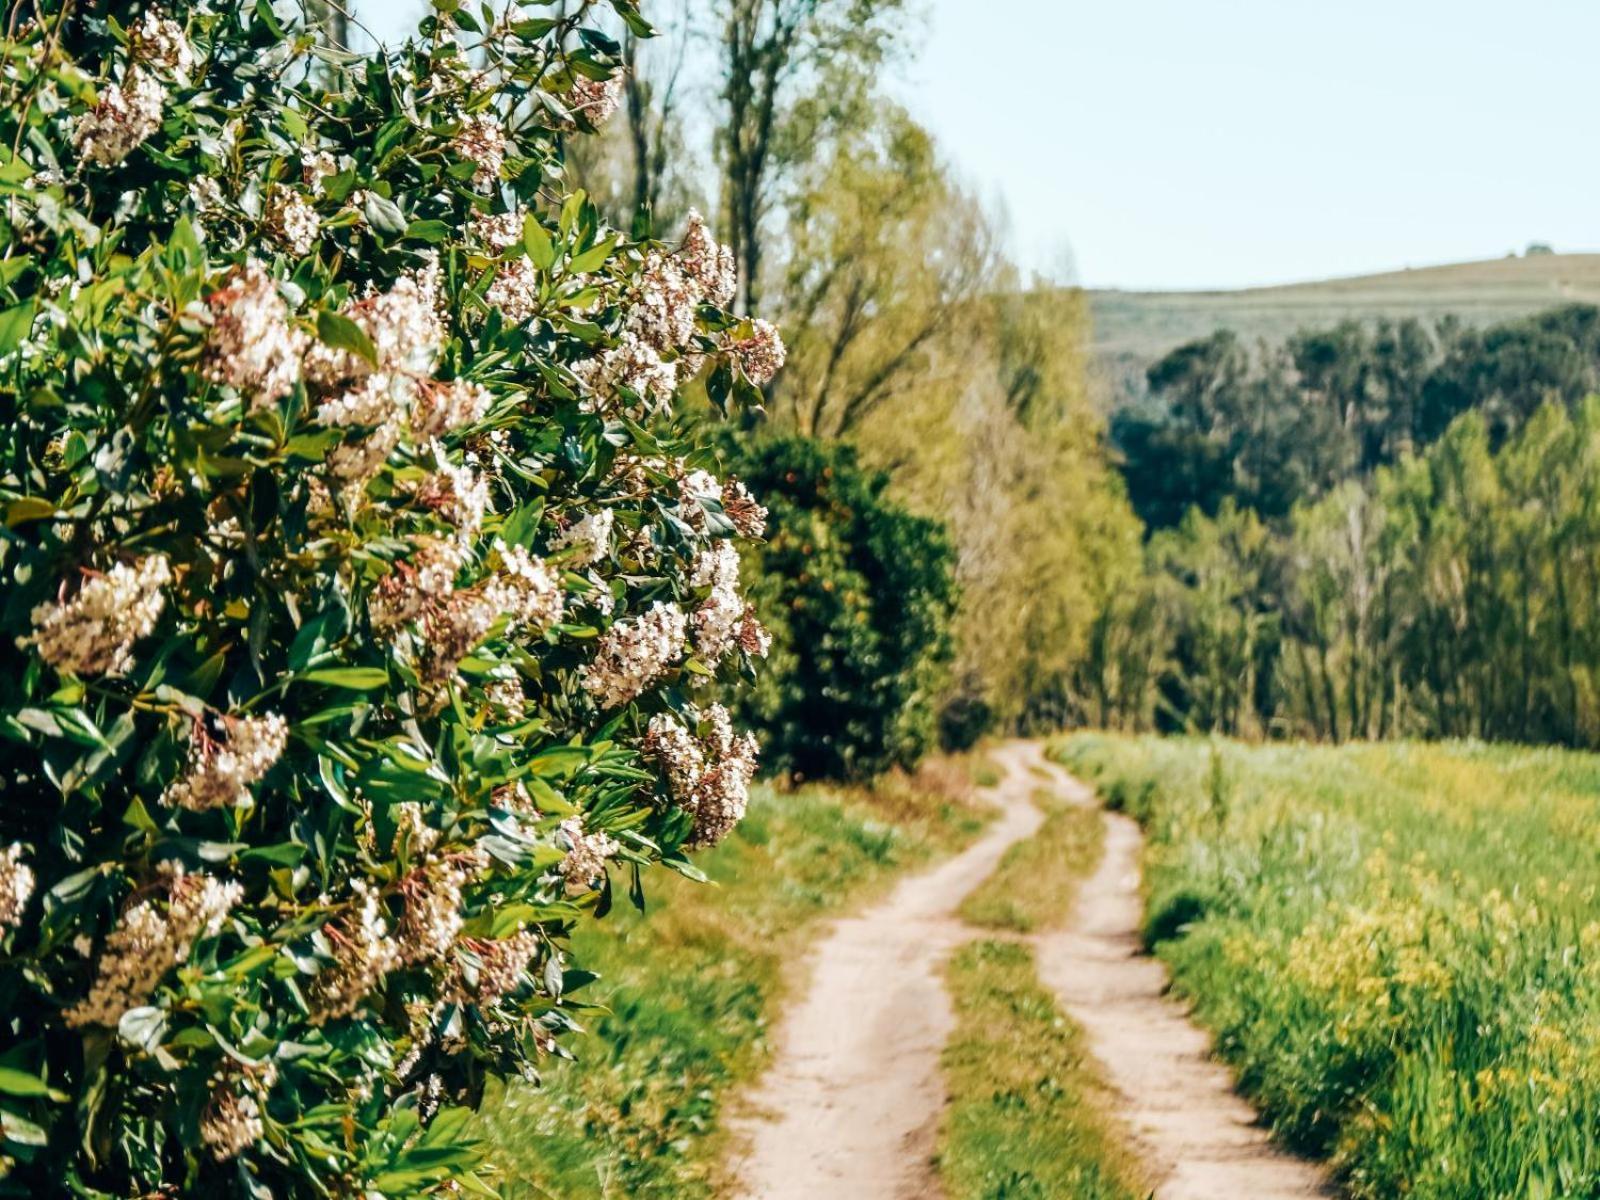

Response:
(1033, 760), (1332, 1199)
(725, 742), (1045, 1200)
(728, 744), (1332, 1200)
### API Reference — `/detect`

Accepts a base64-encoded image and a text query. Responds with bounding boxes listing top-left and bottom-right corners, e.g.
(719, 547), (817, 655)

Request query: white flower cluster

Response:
(549, 507), (614, 567)
(677, 468), (722, 530)
(266, 187), (320, 257)
(680, 211), (737, 309)
(484, 677), (527, 720)
(413, 377), (492, 438)
(128, 8), (193, 75)
(303, 261), (450, 484)
(0, 845), (36, 933)
(189, 175), (224, 212)
(487, 541), (565, 631)
(301, 150), (339, 196)
(414, 446), (490, 540)
(370, 537), (464, 630)
(643, 704), (760, 847)
(485, 263), (540, 326)
(573, 213), (741, 412)
(20, 555), (172, 677)
(73, 71), (166, 167)
(689, 541), (758, 663)
(631, 251), (701, 353)
(454, 931), (540, 1004)
(436, 567), (561, 685)
(571, 331), (679, 411)
(66, 868), (242, 1028)
(730, 318), (788, 385)
(307, 259), (445, 385)
(474, 209), (543, 325)
(419, 589), (503, 684)
(71, 8), (190, 169)
(162, 712), (289, 812)
(721, 479), (768, 539)
(471, 210), (524, 253)
(453, 114), (506, 192)
(313, 372), (405, 428)
(202, 260), (308, 409)
(581, 601), (687, 709)
(391, 802), (441, 858)
(398, 854), (480, 965)
(368, 532), (560, 688)
(200, 1082), (263, 1162)
(557, 817), (617, 895)
(309, 880), (401, 1025)
(566, 74), (625, 127)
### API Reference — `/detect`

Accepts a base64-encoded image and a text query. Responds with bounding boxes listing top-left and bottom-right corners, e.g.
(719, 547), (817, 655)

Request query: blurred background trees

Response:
(526, 0), (1143, 764)
(345, 1), (1600, 764)
(1088, 305), (1600, 748)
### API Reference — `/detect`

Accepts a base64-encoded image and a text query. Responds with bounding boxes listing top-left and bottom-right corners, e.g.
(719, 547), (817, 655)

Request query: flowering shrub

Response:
(729, 436), (955, 781)
(0, 3), (778, 1194)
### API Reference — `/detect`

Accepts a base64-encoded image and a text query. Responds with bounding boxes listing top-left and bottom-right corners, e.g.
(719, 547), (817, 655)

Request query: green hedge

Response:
(728, 435), (956, 780)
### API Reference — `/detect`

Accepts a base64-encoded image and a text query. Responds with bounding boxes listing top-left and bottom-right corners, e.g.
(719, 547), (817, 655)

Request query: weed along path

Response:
(726, 742), (1046, 1200)
(1033, 761), (1334, 1200)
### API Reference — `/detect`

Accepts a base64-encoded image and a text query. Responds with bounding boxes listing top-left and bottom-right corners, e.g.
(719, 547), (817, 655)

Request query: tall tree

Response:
(715, 0), (904, 312)
(767, 105), (1000, 438)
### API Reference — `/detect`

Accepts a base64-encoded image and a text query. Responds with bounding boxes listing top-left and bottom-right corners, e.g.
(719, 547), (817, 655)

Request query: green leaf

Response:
(522, 215), (556, 271)
(567, 236), (617, 275)
(116, 1007), (166, 1052)
(0, 255), (32, 287)
(239, 842), (307, 867)
(0, 1106), (48, 1148)
(4, 497), (57, 527)
(0, 1068), (64, 1102)
(405, 219), (452, 244)
(0, 299), (36, 356)
(363, 191), (407, 236)
(315, 311), (379, 368)
(303, 667), (389, 690)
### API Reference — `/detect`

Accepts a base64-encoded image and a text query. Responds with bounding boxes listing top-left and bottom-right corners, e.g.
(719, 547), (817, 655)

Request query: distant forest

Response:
(1079, 303), (1600, 748)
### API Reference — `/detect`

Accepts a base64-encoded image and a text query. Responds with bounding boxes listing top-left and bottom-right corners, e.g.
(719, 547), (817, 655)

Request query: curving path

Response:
(1032, 757), (1334, 1200)
(728, 743), (1333, 1200)
(725, 741), (1046, 1200)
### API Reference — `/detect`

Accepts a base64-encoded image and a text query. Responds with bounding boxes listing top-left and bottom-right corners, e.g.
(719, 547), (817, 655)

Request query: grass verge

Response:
(938, 939), (1150, 1200)
(1058, 731), (1600, 1200)
(959, 792), (1103, 933)
(479, 768), (987, 1199)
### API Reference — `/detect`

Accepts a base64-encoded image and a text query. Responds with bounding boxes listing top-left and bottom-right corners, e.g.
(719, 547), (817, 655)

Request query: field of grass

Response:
(960, 791), (1103, 934)
(1086, 252), (1600, 361)
(1083, 252), (1600, 414)
(1058, 733), (1600, 1200)
(938, 939), (1150, 1200)
(478, 768), (987, 1199)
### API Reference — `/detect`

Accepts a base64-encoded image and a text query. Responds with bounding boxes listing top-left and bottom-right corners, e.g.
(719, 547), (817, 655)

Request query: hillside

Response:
(1088, 252), (1600, 405)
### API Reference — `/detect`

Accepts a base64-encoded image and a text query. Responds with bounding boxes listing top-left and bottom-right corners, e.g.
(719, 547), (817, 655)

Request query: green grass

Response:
(1058, 732), (1600, 1200)
(938, 940), (1150, 1200)
(1086, 252), (1600, 361)
(479, 774), (987, 1199)
(960, 792), (1103, 933)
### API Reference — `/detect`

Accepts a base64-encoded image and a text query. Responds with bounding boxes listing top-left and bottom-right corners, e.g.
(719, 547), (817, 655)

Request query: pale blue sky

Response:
(353, 1), (1600, 291)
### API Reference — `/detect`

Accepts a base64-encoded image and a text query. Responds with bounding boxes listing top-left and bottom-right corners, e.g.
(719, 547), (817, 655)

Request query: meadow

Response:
(1058, 733), (1600, 1200)
(1087, 252), (1600, 361)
